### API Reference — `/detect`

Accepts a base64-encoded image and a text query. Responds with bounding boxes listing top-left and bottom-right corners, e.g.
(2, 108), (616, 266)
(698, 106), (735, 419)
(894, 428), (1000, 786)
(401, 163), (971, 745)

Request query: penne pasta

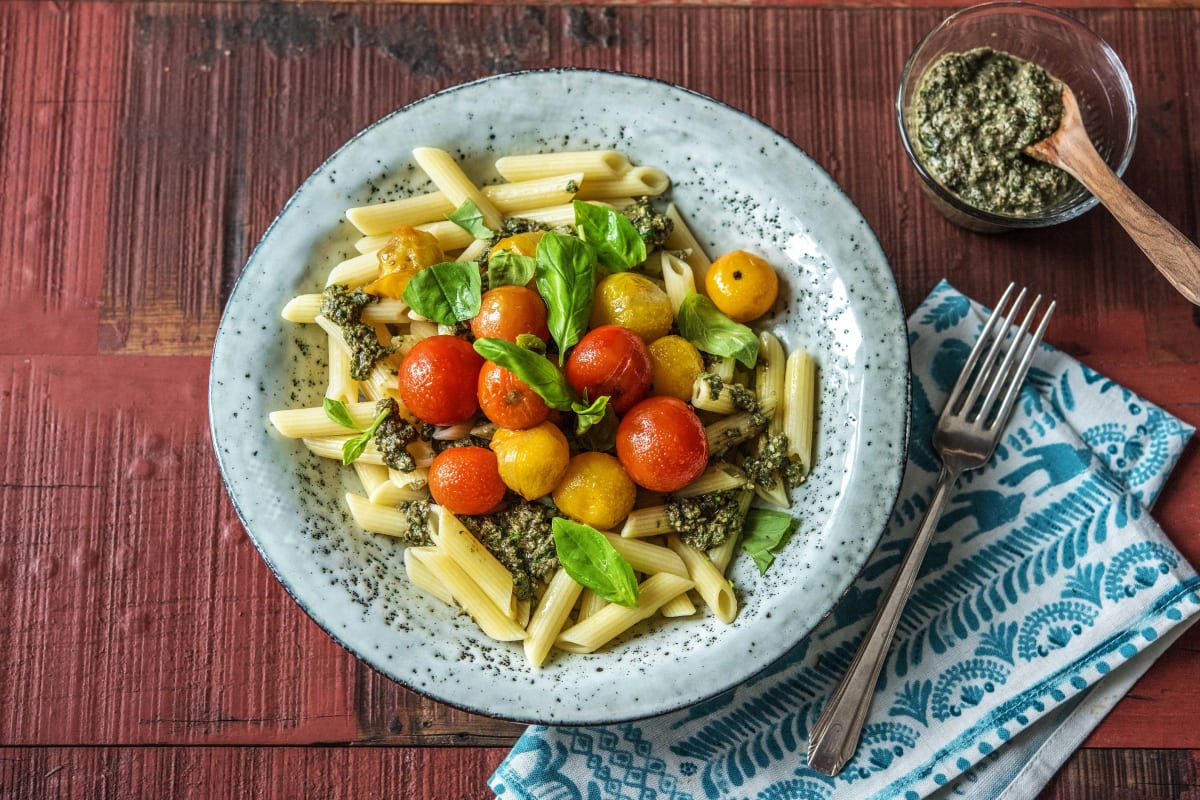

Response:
(619, 505), (674, 539)
(706, 410), (768, 455)
(660, 252), (696, 315)
(356, 218), (474, 255)
(524, 567), (584, 667)
(555, 573), (694, 654)
(325, 251), (381, 288)
(304, 437), (385, 465)
(668, 535), (737, 624)
(756, 332), (787, 427)
(672, 462), (746, 498)
(417, 550), (527, 641)
(432, 506), (516, 619)
(353, 461), (391, 497)
(663, 204), (712, 289)
(660, 591), (697, 618)
(413, 146), (504, 232)
(573, 166), (670, 199)
(576, 588), (607, 621)
(346, 492), (422, 535)
(784, 348), (817, 479)
(269, 401), (379, 439)
(405, 547), (455, 605)
(496, 151), (630, 182)
(600, 532), (688, 578)
(708, 491), (754, 573)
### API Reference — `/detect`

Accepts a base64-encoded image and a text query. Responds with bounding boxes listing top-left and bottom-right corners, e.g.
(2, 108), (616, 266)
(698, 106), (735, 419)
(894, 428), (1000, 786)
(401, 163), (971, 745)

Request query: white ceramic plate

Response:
(210, 70), (909, 725)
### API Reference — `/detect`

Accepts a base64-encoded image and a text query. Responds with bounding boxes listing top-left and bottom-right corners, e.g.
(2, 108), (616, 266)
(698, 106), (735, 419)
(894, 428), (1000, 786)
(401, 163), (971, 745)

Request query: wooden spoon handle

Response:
(1048, 133), (1200, 305)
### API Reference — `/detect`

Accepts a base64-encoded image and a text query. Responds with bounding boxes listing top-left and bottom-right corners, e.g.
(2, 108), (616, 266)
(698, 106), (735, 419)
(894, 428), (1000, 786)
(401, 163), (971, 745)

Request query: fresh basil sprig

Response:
(573, 200), (647, 272)
(401, 261), (481, 325)
(552, 518), (639, 608)
(535, 231), (596, 364)
(324, 398), (391, 465)
(473, 337), (610, 434)
(677, 293), (760, 369)
(447, 198), (494, 239)
(740, 509), (798, 574)
(488, 249), (538, 289)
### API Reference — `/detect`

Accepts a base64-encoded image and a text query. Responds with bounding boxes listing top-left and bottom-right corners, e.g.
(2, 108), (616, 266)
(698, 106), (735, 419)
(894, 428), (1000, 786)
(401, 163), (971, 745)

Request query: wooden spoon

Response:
(1025, 85), (1200, 305)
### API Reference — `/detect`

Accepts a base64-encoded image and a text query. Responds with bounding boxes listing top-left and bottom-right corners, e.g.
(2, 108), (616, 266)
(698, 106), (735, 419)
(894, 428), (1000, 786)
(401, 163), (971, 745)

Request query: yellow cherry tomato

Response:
(489, 231), (545, 260)
(490, 422), (571, 501)
(704, 250), (779, 323)
(589, 272), (674, 343)
(366, 225), (446, 299)
(647, 335), (705, 402)
(552, 452), (636, 531)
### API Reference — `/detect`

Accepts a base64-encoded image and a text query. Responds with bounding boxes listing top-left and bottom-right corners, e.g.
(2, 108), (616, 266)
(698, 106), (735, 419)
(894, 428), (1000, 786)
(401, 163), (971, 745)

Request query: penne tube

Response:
(346, 492), (422, 536)
(706, 411), (768, 455)
(417, 550), (527, 641)
(661, 252), (697, 316)
(756, 332), (787, 427)
(409, 319), (438, 341)
(405, 547), (456, 605)
(600, 532), (688, 578)
(691, 375), (756, 415)
(269, 400), (379, 439)
(369, 477), (429, 506)
(524, 567), (585, 667)
(516, 598), (532, 629)
(668, 535), (737, 624)
(573, 166), (670, 200)
(408, 439), (435, 468)
(576, 588), (606, 621)
(496, 151), (630, 182)
(413, 146), (504, 232)
(456, 237), (490, 263)
(784, 349), (817, 479)
(620, 505), (673, 539)
(304, 437), (385, 465)
(708, 490), (754, 573)
(353, 461), (390, 497)
(673, 462), (746, 498)
(313, 315), (351, 358)
(432, 506), (516, 618)
(663, 203), (712, 290)
(555, 573), (694, 654)
(327, 333), (357, 403)
(709, 356), (736, 383)
(660, 591), (697, 618)
(326, 251), (381, 288)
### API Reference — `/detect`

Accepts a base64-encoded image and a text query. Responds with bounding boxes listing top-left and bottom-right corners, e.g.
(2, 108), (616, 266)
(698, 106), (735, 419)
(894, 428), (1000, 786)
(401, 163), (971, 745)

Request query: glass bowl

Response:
(897, 1), (1137, 232)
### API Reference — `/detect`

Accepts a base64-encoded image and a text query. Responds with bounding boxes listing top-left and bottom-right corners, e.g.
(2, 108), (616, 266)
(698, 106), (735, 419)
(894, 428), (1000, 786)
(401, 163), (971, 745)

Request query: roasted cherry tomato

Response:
(470, 285), (550, 343)
(705, 250), (780, 323)
(366, 225), (446, 299)
(647, 335), (705, 402)
(564, 325), (652, 414)
(428, 446), (507, 515)
(615, 396), (709, 493)
(477, 361), (550, 430)
(552, 451), (637, 530)
(491, 422), (571, 501)
(589, 272), (674, 343)
(397, 335), (484, 425)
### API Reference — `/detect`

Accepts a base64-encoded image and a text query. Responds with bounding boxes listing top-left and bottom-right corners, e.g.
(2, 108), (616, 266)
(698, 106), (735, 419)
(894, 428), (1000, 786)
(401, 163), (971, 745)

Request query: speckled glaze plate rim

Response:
(210, 68), (910, 726)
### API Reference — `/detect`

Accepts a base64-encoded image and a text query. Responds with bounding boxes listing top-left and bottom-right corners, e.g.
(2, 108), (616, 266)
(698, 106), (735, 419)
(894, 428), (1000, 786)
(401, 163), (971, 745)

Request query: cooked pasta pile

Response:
(268, 148), (816, 667)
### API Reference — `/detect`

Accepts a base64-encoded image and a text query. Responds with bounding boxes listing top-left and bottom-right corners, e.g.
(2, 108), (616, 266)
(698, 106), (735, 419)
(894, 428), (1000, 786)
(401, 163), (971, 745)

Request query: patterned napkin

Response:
(491, 281), (1198, 800)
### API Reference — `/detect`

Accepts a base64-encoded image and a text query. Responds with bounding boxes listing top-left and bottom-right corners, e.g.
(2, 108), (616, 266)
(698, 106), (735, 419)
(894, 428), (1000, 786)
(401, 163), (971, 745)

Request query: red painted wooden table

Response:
(2, 2), (1197, 797)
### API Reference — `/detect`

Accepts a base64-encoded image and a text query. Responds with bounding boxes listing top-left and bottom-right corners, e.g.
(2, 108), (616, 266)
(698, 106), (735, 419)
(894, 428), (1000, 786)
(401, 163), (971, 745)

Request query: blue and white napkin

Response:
(491, 281), (1198, 800)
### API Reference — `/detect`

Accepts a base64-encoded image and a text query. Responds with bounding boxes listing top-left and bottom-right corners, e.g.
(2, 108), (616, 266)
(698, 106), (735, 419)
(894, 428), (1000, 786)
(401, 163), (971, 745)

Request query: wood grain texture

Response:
(1, 2), (1198, 798)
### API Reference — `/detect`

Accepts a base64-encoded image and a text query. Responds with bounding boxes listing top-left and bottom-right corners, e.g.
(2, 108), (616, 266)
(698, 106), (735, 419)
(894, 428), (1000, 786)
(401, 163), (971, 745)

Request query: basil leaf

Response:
(323, 397), (357, 430)
(401, 261), (481, 325)
(571, 395), (610, 435)
(677, 293), (760, 369)
(488, 250), (537, 288)
(515, 333), (547, 355)
(472, 337), (574, 410)
(341, 407), (391, 465)
(573, 200), (647, 272)
(447, 198), (494, 239)
(535, 231), (597, 364)
(740, 509), (798, 574)
(575, 406), (618, 452)
(552, 518), (639, 608)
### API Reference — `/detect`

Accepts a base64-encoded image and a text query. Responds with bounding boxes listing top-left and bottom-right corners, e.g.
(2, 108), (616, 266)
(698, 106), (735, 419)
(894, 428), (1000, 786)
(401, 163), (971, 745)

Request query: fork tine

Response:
(987, 299), (1056, 432)
(956, 286), (1026, 419)
(977, 294), (1043, 425)
(942, 283), (1015, 418)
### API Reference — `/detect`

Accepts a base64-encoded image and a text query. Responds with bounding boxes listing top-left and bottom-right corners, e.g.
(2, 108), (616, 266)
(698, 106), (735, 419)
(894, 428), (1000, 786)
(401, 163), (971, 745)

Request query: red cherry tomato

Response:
(564, 325), (652, 414)
(397, 335), (485, 425)
(428, 446), (507, 515)
(477, 361), (550, 430)
(615, 396), (709, 493)
(470, 285), (550, 343)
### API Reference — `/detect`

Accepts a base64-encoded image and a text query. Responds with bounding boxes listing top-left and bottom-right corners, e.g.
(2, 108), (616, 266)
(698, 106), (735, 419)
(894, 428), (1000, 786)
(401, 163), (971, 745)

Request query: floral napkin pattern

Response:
(491, 281), (1198, 800)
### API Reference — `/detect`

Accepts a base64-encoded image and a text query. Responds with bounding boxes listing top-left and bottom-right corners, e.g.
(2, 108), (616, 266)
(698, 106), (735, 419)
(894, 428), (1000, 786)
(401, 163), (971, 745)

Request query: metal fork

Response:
(807, 284), (1056, 776)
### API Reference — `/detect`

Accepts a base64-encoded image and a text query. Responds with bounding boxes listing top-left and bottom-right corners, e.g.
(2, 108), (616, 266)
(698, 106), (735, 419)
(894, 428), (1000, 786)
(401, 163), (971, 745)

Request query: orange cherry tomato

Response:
(564, 325), (652, 414)
(428, 446), (507, 515)
(397, 335), (485, 425)
(615, 396), (709, 493)
(704, 250), (779, 323)
(477, 361), (550, 430)
(470, 285), (550, 343)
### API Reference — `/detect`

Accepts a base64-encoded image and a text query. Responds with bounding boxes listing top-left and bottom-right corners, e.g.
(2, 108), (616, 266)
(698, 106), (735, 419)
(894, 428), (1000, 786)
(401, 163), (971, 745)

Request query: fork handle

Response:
(807, 465), (960, 776)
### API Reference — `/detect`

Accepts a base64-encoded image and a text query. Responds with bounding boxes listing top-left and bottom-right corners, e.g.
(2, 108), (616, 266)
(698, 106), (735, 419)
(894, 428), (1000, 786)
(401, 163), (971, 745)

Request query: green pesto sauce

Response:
(913, 47), (1072, 216)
